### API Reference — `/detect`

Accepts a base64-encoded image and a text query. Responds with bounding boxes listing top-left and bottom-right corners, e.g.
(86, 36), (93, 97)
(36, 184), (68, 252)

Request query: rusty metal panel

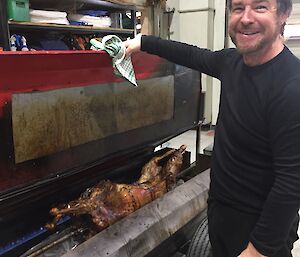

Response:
(12, 76), (174, 163)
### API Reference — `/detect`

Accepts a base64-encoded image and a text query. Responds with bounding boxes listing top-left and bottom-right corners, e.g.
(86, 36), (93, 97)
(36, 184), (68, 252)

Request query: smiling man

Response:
(124, 0), (300, 256)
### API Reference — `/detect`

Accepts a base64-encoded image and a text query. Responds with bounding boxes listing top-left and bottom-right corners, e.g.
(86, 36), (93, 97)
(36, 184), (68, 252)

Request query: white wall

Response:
(285, 2), (300, 58)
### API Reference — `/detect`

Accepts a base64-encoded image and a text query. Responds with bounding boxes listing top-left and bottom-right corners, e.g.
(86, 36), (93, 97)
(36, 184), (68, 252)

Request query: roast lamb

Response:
(46, 145), (186, 231)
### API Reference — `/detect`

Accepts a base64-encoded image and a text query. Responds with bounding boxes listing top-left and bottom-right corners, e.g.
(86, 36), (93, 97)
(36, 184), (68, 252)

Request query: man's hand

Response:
(238, 242), (267, 257)
(123, 34), (142, 56)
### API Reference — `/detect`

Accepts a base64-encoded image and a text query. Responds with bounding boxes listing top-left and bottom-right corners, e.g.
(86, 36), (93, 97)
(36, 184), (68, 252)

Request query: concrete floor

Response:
(158, 129), (300, 257)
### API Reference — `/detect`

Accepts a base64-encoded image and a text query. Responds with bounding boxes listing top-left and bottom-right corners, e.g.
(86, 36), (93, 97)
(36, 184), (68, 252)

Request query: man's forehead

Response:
(231, 0), (273, 5)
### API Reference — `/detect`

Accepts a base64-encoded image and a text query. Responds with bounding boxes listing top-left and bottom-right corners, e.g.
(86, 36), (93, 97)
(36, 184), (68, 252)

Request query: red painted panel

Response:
(0, 50), (162, 92)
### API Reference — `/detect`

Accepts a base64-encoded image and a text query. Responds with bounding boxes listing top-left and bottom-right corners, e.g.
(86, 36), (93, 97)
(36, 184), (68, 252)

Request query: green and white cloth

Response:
(90, 35), (137, 86)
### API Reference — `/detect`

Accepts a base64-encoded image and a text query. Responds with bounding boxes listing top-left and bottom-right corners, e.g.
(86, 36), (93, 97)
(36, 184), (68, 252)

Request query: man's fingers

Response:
(125, 48), (131, 56)
(123, 40), (130, 48)
(123, 34), (142, 57)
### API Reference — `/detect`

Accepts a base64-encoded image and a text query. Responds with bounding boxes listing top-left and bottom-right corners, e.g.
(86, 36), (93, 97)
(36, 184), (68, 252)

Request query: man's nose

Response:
(240, 7), (254, 24)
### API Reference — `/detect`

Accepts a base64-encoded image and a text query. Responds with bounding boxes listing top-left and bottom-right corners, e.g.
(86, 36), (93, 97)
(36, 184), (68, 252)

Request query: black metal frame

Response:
(0, 0), (10, 50)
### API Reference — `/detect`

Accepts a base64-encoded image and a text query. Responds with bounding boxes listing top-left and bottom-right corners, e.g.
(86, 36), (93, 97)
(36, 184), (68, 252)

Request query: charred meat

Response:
(46, 145), (186, 231)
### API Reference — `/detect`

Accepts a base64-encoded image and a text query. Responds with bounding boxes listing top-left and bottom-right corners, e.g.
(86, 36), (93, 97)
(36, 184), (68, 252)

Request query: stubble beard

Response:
(229, 21), (282, 55)
(230, 32), (273, 55)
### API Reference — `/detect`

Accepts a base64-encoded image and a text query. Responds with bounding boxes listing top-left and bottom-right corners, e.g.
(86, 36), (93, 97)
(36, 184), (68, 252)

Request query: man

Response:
(124, 0), (300, 256)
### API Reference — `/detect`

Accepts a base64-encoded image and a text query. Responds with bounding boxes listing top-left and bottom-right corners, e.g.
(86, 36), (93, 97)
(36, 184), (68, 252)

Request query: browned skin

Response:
(45, 145), (187, 231)
(137, 148), (176, 185)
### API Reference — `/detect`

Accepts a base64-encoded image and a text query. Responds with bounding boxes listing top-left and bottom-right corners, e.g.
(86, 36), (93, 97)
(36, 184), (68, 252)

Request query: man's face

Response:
(229, 0), (286, 55)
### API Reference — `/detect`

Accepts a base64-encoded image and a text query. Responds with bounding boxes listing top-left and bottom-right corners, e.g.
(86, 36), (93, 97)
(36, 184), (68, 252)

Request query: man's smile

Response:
(240, 31), (259, 35)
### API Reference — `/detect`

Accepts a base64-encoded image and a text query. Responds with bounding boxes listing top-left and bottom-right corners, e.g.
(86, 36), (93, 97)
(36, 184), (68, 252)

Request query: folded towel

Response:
(30, 9), (68, 18)
(30, 9), (69, 25)
(68, 14), (111, 27)
(90, 35), (137, 86)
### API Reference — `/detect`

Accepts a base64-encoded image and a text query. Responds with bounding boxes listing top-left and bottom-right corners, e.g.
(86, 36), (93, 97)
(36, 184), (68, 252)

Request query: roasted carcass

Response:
(46, 145), (186, 231)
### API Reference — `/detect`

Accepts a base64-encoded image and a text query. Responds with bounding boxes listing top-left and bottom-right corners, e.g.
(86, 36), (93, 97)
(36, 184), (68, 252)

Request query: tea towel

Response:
(90, 35), (137, 86)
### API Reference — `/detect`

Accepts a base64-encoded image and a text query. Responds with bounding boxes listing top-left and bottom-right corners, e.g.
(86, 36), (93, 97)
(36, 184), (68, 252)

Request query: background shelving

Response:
(0, 0), (136, 51)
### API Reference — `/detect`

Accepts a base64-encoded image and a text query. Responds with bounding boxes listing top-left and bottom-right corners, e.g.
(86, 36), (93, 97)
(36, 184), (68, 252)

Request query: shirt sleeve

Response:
(141, 35), (224, 79)
(250, 77), (300, 256)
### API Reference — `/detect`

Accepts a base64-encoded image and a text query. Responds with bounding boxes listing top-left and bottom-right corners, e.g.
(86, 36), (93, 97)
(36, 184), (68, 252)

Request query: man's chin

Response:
(231, 35), (260, 54)
(236, 44), (259, 55)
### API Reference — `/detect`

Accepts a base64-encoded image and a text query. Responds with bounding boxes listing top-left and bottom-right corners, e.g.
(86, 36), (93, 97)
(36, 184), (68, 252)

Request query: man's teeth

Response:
(242, 32), (256, 35)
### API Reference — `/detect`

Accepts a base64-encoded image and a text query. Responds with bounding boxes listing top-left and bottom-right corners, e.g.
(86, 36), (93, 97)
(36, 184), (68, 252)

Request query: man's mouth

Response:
(240, 31), (258, 35)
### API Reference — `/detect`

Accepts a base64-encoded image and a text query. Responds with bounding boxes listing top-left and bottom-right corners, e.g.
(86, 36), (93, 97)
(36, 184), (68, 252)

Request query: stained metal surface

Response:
(0, 66), (200, 194)
(12, 76), (174, 163)
(0, 52), (177, 193)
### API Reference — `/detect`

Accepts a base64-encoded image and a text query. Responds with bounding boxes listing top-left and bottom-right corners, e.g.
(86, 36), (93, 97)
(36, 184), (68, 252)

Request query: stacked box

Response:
(7, 0), (30, 22)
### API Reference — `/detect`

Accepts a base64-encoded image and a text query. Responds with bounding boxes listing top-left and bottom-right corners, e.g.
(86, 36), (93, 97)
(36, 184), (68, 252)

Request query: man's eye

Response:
(232, 7), (244, 13)
(255, 5), (268, 12)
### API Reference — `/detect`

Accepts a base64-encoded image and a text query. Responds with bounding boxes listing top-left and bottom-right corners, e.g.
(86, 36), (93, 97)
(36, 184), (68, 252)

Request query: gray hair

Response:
(277, 0), (293, 15)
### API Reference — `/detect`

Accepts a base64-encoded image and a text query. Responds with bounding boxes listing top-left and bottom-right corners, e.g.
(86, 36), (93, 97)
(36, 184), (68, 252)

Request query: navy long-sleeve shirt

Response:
(141, 35), (300, 256)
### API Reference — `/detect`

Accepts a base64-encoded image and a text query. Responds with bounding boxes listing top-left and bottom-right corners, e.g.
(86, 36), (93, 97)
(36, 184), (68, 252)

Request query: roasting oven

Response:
(0, 50), (209, 257)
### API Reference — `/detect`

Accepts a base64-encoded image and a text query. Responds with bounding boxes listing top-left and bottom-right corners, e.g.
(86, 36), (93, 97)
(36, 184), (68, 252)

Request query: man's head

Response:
(228, 0), (292, 64)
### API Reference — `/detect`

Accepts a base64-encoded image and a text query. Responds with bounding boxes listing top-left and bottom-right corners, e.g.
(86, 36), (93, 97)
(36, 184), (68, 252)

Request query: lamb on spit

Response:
(46, 145), (187, 231)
